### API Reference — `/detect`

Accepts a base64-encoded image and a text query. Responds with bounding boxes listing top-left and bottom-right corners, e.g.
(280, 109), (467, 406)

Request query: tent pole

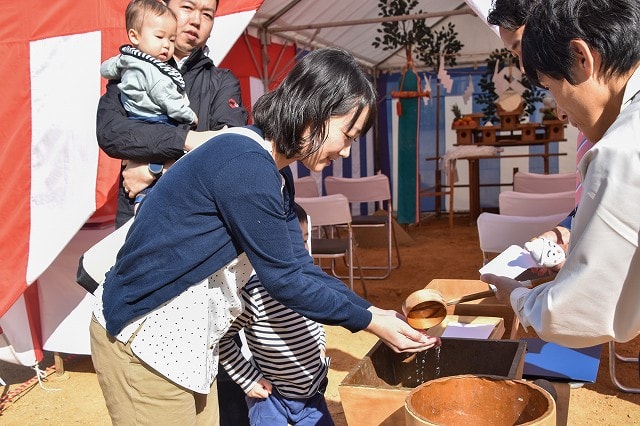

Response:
(372, 67), (380, 173)
(54, 352), (65, 375)
(259, 29), (270, 92)
(243, 32), (263, 82)
(435, 81), (442, 216)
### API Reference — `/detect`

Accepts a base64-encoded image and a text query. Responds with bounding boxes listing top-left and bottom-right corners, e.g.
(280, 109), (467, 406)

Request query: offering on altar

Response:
(452, 116), (478, 129)
(496, 89), (525, 130)
(451, 104), (478, 129)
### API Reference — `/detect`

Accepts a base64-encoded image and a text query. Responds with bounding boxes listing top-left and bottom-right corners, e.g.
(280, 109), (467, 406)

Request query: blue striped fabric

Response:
(292, 131), (377, 215)
(292, 66), (566, 215)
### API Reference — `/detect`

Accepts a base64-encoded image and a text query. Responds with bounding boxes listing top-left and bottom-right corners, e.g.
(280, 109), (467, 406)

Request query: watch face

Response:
(149, 163), (163, 176)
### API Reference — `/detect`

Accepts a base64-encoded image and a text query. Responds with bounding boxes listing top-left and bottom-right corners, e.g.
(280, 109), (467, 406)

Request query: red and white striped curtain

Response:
(0, 0), (264, 366)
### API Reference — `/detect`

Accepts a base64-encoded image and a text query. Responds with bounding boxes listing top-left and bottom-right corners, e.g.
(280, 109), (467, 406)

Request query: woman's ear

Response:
(569, 39), (597, 83)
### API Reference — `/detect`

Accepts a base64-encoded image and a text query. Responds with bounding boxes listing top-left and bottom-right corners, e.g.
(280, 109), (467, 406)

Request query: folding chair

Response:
(513, 171), (577, 193)
(324, 174), (400, 279)
(295, 195), (367, 297)
(609, 340), (640, 393)
(498, 190), (575, 217)
(477, 211), (568, 339)
(293, 176), (320, 198)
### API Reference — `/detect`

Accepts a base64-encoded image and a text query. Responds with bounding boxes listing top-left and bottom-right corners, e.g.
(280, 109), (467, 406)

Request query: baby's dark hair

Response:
(126, 0), (176, 33)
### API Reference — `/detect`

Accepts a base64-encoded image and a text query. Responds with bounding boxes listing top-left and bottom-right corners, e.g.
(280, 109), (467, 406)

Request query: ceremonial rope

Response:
(0, 354), (78, 413)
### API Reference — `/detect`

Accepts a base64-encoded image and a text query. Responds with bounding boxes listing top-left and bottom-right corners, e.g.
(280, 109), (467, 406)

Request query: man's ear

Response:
(569, 39), (597, 83)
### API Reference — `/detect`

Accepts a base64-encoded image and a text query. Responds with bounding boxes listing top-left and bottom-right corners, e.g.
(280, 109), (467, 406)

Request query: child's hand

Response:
(190, 115), (199, 129)
(246, 378), (272, 399)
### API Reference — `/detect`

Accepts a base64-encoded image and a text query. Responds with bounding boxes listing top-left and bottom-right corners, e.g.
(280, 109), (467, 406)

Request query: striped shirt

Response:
(219, 275), (330, 399)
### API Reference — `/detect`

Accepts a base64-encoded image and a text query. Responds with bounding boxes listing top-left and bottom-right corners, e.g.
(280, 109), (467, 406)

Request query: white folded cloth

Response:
(441, 145), (502, 183)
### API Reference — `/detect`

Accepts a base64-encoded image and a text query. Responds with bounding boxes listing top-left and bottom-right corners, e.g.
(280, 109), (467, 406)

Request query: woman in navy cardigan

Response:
(90, 47), (439, 425)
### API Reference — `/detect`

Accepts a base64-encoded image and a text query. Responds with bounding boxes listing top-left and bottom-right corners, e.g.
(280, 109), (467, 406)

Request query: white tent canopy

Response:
(242, 0), (577, 223)
(247, 0), (503, 73)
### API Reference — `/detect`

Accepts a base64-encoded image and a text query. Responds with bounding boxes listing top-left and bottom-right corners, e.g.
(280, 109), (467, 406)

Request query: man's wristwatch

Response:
(148, 163), (164, 179)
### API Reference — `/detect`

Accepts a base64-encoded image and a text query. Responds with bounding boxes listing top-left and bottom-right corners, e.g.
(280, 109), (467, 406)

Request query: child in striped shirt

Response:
(219, 203), (333, 426)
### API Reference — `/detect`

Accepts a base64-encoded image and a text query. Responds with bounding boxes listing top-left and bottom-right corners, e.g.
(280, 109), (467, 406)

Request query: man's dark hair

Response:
(487, 0), (538, 31)
(164, 0), (219, 13)
(522, 0), (640, 88)
(252, 48), (377, 160)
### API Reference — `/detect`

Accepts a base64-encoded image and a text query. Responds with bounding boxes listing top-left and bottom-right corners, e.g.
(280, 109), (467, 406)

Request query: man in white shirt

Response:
(482, 0), (640, 348)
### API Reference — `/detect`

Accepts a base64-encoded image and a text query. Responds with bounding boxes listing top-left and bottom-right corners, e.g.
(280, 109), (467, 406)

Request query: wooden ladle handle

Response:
(446, 289), (496, 306)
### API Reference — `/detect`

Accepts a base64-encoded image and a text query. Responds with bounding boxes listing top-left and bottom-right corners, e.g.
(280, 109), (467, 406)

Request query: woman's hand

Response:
(368, 306), (403, 318)
(366, 307), (440, 353)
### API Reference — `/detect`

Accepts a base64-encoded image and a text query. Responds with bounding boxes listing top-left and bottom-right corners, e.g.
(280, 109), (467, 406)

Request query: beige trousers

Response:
(90, 316), (219, 426)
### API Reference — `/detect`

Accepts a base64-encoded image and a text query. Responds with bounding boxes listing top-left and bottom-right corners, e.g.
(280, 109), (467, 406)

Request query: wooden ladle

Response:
(402, 288), (496, 329)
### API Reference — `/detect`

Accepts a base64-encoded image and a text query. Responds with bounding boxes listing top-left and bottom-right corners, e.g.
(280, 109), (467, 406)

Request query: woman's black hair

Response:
(522, 0), (640, 88)
(252, 48), (377, 159)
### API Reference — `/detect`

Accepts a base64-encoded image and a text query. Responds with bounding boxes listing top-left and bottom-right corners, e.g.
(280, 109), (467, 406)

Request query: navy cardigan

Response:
(102, 127), (372, 336)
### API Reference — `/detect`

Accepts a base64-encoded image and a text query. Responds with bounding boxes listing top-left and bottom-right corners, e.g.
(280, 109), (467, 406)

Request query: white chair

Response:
(477, 212), (569, 265)
(513, 171), (576, 193)
(295, 195), (367, 297)
(324, 174), (400, 279)
(293, 176), (320, 197)
(498, 190), (575, 217)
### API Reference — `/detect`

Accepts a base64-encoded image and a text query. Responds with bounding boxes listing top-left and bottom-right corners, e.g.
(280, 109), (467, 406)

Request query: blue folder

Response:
(522, 338), (602, 382)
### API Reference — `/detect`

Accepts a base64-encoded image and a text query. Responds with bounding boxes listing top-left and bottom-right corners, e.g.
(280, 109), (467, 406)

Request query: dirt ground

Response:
(1, 213), (639, 425)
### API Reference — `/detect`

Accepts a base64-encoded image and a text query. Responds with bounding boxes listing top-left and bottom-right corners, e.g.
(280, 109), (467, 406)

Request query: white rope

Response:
(32, 363), (61, 392)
